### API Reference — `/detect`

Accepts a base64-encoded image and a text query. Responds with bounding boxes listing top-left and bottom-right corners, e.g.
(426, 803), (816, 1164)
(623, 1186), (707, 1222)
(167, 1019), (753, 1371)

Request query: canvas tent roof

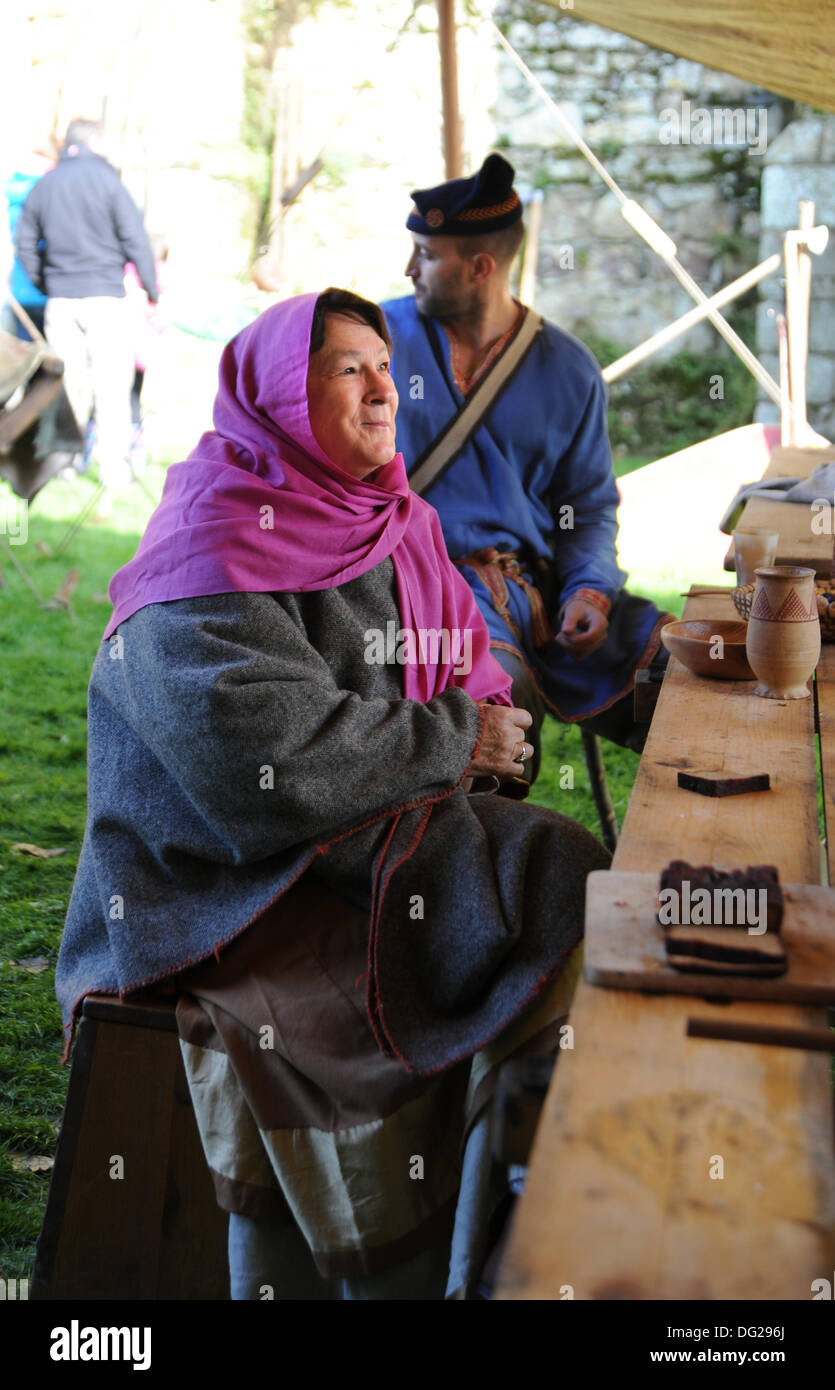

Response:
(555, 1), (835, 113)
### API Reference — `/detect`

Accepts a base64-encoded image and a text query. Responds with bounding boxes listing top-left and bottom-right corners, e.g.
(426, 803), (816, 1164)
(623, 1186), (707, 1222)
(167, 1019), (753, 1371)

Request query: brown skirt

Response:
(176, 868), (583, 1281)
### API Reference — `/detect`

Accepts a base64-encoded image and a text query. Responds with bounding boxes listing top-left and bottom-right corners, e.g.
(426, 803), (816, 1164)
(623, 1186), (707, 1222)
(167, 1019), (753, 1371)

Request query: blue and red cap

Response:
(406, 153), (522, 236)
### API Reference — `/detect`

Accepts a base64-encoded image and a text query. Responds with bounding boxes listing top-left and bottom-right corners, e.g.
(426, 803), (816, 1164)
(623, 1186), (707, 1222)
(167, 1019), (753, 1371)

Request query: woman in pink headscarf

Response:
(56, 289), (608, 1300)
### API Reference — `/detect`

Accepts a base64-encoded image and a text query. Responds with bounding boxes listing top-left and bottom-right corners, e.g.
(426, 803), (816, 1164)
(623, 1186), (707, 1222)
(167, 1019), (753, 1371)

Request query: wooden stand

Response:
(32, 994), (228, 1300)
(579, 728), (618, 853)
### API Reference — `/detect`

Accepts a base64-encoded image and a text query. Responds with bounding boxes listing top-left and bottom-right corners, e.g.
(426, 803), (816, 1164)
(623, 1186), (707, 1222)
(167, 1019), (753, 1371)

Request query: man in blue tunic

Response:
(381, 154), (669, 773)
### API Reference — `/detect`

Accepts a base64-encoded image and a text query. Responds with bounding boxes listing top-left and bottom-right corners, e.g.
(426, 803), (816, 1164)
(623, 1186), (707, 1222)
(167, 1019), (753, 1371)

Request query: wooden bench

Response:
(32, 993), (228, 1300)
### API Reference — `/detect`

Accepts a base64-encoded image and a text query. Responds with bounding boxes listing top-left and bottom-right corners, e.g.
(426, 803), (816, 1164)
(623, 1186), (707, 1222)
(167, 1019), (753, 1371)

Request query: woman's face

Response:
(306, 313), (398, 479)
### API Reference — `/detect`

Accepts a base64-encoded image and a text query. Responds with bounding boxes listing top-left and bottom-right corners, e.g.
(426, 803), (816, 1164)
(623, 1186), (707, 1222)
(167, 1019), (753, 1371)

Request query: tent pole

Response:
(785, 200), (815, 443)
(519, 190), (544, 306)
(777, 313), (791, 446)
(438, 0), (463, 178)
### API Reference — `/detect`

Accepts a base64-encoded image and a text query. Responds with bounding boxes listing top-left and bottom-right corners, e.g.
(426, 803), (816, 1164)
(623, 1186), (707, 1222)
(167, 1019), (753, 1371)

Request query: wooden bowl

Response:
(660, 619), (754, 680)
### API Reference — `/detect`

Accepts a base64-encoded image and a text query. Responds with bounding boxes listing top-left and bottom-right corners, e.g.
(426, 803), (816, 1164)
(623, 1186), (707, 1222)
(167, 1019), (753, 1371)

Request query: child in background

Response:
(82, 235), (169, 477)
(123, 232), (169, 472)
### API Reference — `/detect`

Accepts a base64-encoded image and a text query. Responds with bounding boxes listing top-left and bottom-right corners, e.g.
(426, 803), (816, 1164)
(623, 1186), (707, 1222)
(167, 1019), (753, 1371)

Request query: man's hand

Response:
(556, 598), (609, 659)
(466, 704), (533, 781)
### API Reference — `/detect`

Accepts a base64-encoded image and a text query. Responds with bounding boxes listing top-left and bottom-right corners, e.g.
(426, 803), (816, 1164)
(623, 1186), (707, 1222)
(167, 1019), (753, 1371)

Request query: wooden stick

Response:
(519, 191), (543, 308)
(794, 201), (815, 441)
(279, 156), (324, 210)
(46, 567), (81, 610)
(777, 312), (791, 447)
(0, 534), (45, 605)
(679, 586), (736, 597)
(784, 203), (815, 443)
(687, 1017), (835, 1052)
(54, 484), (104, 557)
(603, 254), (782, 383)
(785, 229), (802, 443)
(438, 0), (463, 179)
(5, 289), (48, 345)
(665, 255), (784, 407)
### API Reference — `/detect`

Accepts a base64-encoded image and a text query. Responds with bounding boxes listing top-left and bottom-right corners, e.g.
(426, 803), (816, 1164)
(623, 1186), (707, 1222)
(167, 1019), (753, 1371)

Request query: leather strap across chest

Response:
(407, 306), (543, 498)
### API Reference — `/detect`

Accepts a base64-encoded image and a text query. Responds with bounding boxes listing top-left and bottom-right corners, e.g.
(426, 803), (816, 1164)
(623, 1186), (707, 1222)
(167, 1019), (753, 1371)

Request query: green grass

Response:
(613, 454), (655, 479)
(0, 464), (685, 1283)
(529, 720), (642, 835)
(0, 470), (160, 1281)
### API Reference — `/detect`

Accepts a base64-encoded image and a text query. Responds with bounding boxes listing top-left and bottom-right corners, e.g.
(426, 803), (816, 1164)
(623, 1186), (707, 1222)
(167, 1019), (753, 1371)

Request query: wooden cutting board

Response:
(583, 869), (835, 1002)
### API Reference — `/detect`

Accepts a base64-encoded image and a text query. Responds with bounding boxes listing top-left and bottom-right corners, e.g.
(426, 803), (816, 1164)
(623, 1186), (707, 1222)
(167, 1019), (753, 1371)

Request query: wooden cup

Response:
(732, 528), (779, 586)
(746, 565), (821, 699)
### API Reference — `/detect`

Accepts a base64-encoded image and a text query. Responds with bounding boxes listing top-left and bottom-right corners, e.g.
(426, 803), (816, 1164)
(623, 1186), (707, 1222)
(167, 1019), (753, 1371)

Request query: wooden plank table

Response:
(496, 587), (835, 1300)
(729, 440), (834, 882)
(818, 641), (835, 886)
(724, 444), (835, 578)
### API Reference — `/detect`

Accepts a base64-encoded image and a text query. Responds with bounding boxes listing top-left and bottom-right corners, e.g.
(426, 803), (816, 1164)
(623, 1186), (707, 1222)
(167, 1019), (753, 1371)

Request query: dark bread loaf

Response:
(658, 861), (783, 933)
(658, 861), (786, 976)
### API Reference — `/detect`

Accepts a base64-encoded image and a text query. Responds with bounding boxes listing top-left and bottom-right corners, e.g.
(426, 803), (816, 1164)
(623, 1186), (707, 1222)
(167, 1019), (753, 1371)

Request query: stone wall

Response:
(494, 2), (833, 438)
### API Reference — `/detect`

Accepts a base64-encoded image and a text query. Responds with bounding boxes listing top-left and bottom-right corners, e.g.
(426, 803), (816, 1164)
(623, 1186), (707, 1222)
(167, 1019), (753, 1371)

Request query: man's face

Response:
(405, 233), (476, 319)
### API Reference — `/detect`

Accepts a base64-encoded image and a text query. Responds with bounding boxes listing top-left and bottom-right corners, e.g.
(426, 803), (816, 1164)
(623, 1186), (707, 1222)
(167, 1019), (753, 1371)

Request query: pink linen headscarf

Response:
(105, 292), (511, 706)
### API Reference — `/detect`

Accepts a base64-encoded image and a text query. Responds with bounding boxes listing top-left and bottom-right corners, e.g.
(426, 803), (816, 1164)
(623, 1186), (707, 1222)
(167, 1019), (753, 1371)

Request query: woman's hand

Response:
(466, 703), (534, 781)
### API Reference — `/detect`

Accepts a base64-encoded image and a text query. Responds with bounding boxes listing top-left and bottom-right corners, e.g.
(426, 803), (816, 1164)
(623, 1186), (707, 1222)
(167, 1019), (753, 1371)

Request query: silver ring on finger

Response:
(514, 741), (528, 766)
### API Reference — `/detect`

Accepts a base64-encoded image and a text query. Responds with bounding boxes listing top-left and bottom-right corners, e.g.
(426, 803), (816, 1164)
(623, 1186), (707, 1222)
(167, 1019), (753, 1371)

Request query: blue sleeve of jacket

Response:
(548, 370), (626, 605)
(14, 186), (45, 294)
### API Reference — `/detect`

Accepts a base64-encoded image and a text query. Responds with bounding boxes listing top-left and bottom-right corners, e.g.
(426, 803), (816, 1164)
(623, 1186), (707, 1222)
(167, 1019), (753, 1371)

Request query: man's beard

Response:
(414, 284), (474, 321)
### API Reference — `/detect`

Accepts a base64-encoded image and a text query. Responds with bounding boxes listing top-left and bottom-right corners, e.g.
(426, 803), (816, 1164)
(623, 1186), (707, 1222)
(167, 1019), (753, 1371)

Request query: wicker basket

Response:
(733, 580), (835, 641)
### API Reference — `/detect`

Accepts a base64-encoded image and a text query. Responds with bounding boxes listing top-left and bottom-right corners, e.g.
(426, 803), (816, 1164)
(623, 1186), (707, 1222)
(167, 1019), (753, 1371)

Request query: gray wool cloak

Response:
(56, 558), (608, 1074)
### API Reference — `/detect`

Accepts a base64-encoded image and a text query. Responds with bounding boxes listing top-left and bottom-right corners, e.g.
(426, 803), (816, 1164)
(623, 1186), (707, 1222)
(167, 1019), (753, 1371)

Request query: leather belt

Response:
(455, 547), (554, 649)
